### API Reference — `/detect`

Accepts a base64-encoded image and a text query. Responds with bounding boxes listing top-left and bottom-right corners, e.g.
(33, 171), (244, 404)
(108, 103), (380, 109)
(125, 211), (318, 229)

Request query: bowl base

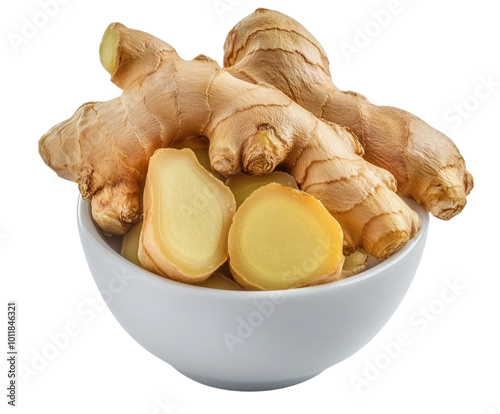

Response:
(181, 370), (322, 392)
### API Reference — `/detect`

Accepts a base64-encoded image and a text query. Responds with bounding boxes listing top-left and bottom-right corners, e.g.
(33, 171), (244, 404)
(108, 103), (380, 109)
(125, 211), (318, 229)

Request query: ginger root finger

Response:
(287, 120), (420, 258)
(99, 22), (176, 90)
(138, 148), (236, 283)
(224, 8), (473, 220)
(228, 183), (344, 290)
(38, 98), (158, 235)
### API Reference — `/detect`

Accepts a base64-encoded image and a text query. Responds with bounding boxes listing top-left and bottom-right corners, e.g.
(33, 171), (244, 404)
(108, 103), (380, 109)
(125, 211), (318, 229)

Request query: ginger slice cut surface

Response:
(341, 250), (368, 278)
(228, 183), (344, 290)
(121, 221), (143, 267)
(197, 272), (244, 290)
(226, 171), (298, 208)
(138, 148), (236, 283)
(171, 137), (224, 180)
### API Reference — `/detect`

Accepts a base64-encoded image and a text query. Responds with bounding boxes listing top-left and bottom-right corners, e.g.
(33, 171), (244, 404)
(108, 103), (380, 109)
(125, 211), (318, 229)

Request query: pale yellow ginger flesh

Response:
(120, 221), (143, 267)
(171, 137), (223, 179)
(38, 21), (420, 258)
(99, 27), (120, 75)
(138, 148), (236, 284)
(224, 8), (473, 220)
(226, 171), (298, 208)
(341, 250), (368, 278)
(197, 272), (244, 290)
(228, 183), (344, 290)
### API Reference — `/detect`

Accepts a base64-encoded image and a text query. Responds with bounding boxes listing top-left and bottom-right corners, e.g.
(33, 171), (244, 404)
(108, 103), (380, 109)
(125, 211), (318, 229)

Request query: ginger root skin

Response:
(224, 8), (474, 220)
(39, 22), (420, 258)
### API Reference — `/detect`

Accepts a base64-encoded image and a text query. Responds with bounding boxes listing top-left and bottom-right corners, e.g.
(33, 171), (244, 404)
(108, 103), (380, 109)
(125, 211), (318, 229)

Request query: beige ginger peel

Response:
(224, 8), (473, 220)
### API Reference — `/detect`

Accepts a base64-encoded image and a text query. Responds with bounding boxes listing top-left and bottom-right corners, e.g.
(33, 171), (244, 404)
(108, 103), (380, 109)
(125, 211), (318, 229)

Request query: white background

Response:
(1, 0), (499, 413)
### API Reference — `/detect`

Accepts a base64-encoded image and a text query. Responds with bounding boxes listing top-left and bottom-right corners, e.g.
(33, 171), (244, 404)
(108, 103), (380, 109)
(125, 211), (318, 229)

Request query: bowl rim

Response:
(77, 196), (429, 299)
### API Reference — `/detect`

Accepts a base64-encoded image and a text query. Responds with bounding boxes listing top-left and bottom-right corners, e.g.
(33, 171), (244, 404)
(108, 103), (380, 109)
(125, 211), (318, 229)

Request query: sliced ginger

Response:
(171, 137), (224, 180)
(138, 148), (236, 284)
(121, 221), (143, 267)
(226, 171), (298, 208)
(341, 250), (368, 278)
(228, 183), (344, 290)
(121, 217), (367, 284)
(197, 272), (244, 290)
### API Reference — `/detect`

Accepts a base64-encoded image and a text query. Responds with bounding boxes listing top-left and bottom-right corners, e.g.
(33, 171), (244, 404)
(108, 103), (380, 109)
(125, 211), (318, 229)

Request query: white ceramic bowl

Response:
(77, 196), (428, 391)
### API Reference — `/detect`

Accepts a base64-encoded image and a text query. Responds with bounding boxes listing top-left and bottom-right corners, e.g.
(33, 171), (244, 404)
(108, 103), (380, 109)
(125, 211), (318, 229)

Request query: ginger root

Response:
(39, 22), (420, 258)
(341, 250), (368, 278)
(226, 171), (298, 208)
(228, 183), (344, 290)
(171, 137), (223, 179)
(224, 8), (473, 220)
(197, 272), (244, 291)
(138, 148), (236, 283)
(120, 221), (143, 267)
